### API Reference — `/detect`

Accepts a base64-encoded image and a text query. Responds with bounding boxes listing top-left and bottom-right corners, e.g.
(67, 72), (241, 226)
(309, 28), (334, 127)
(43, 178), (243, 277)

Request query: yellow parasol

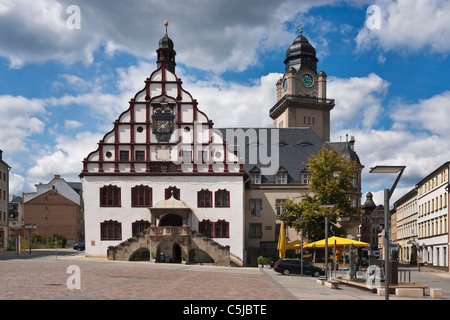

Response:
(277, 223), (287, 258)
(299, 236), (370, 249)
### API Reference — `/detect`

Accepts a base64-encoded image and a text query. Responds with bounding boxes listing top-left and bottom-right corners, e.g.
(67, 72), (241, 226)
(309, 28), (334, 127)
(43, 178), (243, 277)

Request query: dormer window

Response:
(249, 166), (261, 185)
(276, 167), (288, 184)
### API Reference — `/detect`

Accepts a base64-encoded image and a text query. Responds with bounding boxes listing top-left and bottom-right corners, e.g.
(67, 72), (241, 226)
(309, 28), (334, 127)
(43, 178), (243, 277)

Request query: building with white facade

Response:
(416, 162), (449, 268)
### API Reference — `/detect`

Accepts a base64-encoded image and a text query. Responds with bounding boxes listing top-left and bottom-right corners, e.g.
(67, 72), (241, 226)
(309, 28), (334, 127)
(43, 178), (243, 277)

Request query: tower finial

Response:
(164, 20), (169, 35)
(298, 25), (304, 35)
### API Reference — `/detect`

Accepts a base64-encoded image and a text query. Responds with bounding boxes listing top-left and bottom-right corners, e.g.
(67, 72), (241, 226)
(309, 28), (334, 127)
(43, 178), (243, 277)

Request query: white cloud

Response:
(328, 73), (390, 131)
(64, 119), (82, 130)
(391, 91), (450, 138)
(0, 95), (47, 153)
(356, 0), (450, 54)
(26, 131), (102, 185)
(182, 72), (282, 128)
(0, 0), (338, 72)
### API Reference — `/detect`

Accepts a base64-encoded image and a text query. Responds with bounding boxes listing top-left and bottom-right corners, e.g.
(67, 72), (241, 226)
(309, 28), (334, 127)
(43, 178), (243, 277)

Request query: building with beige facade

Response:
(393, 188), (418, 264)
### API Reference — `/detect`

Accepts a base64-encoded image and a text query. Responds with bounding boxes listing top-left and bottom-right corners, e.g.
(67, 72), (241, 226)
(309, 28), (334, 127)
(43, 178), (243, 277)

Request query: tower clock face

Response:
(283, 79), (287, 91)
(301, 74), (314, 87)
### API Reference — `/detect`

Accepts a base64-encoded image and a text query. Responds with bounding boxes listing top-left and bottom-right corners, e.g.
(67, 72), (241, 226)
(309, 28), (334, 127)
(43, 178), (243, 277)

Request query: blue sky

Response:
(1, 0), (450, 207)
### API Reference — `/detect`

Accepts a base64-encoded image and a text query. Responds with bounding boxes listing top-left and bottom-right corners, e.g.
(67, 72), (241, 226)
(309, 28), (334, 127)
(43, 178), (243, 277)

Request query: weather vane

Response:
(298, 25), (304, 35)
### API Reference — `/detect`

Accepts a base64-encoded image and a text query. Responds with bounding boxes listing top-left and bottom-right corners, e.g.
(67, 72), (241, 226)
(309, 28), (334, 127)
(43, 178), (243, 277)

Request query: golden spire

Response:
(164, 20), (168, 35)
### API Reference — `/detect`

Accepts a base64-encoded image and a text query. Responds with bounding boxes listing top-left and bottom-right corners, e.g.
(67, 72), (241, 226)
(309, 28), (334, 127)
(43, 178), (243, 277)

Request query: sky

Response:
(1, 0), (450, 207)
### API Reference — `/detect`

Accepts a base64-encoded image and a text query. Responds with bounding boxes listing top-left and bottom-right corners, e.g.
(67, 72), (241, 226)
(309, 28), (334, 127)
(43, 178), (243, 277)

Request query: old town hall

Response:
(80, 23), (362, 266)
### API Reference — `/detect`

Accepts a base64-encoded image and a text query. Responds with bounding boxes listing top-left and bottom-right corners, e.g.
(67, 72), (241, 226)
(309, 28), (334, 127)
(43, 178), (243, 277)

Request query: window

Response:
(165, 186), (180, 200)
(120, 151), (129, 161)
(100, 185), (121, 207)
(250, 199), (262, 216)
(182, 150), (192, 163)
(199, 219), (229, 238)
(249, 224), (262, 238)
(301, 172), (311, 184)
(198, 189), (212, 207)
(249, 167), (261, 184)
(131, 185), (152, 207)
(135, 151), (145, 161)
(101, 220), (121, 240)
(215, 189), (230, 207)
(215, 220), (229, 238)
(197, 150), (208, 163)
(276, 199), (286, 216)
(199, 220), (213, 237)
(277, 173), (287, 184)
(132, 220), (151, 236)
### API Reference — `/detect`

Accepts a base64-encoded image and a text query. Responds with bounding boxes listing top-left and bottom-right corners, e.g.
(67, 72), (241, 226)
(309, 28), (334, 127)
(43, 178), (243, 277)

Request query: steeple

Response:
(284, 28), (318, 73)
(156, 21), (176, 73)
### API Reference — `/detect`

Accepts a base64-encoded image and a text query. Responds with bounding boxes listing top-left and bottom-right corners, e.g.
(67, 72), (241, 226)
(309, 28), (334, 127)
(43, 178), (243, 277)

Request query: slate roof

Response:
(217, 127), (362, 185)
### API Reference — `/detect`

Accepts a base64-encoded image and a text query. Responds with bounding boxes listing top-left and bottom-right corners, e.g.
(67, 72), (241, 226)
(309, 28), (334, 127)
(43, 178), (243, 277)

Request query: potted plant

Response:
(151, 251), (156, 263)
(258, 256), (265, 268)
(181, 253), (187, 264)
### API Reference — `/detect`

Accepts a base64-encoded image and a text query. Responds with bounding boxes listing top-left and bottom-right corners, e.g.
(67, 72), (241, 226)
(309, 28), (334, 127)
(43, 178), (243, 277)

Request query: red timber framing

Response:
(81, 57), (243, 179)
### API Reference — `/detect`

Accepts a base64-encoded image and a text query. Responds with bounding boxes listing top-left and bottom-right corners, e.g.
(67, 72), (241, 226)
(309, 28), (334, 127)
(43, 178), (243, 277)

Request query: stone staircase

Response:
(107, 226), (241, 267)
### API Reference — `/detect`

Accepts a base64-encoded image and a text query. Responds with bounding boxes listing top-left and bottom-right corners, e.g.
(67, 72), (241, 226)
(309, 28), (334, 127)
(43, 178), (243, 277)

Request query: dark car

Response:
(73, 243), (85, 251)
(274, 259), (325, 277)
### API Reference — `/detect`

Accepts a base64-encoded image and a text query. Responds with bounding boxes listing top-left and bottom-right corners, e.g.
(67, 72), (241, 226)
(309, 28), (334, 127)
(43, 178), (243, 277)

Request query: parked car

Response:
(73, 243), (85, 251)
(274, 258), (325, 276)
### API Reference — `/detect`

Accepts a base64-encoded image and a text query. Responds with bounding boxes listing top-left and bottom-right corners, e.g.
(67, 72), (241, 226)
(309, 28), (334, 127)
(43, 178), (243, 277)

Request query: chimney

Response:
(349, 136), (355, 151)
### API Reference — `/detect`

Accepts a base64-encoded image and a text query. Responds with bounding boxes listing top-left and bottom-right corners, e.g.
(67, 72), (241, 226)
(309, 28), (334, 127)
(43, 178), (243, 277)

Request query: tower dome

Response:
(284, 33), (318, 73)
(156, 21), (176, 73)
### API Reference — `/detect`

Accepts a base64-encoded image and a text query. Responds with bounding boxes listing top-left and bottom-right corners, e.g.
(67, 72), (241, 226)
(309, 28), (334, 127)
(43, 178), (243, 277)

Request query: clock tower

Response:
(270, 31), (335, 142)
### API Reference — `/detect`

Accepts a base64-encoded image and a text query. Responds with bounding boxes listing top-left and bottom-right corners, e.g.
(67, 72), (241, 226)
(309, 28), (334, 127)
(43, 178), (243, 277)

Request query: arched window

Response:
(100, 185), (121, 207)
(215, 220), (229, 238)
(101, 220), (121, 240)
(198, 189), (212, 207)
(165, 186), (180, 200)
(132, 220), (151, 236)
(199, 219), (213, 237)
(131, 185), (152, 207)
(215, 189), (230, 207)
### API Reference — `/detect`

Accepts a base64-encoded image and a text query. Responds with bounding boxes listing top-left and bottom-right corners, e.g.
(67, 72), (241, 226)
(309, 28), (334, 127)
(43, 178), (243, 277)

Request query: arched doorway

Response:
(156, 241), (184, 263)
(159, 214), (183, 226)
(129, 248), (150, 261)
(189, 248), (214, 264)
(173, 243), (182, 263)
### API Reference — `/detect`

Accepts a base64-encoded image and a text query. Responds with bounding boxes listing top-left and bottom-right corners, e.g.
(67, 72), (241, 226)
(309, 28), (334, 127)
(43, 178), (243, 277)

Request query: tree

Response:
(280, 146), (360, 241)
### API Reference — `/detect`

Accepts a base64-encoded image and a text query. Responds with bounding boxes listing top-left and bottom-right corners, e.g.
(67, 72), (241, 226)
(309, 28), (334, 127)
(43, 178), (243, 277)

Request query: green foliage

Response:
(280, 146), (360, 241)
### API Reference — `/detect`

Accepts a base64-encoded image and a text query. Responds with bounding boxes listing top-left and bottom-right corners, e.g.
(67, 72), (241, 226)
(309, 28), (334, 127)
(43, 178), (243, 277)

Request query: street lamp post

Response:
(298, 216), (309, 277)
(24, 223), (36, 254)
(370, 165), (405, 301)
(319, 204), (337, 281)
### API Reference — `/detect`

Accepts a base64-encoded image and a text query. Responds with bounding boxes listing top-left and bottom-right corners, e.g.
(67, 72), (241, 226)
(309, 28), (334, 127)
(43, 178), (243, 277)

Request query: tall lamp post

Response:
(370, 165), (405, 301)
(318, 204), (337, 281)
(24, 223), (36, 254)
(298, 216), (309, 277)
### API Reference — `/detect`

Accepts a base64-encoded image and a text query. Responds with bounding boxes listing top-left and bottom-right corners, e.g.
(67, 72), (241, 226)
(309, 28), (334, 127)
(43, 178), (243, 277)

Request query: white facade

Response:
(417, 162), (449, 267)
(83, 175), (244, 259)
